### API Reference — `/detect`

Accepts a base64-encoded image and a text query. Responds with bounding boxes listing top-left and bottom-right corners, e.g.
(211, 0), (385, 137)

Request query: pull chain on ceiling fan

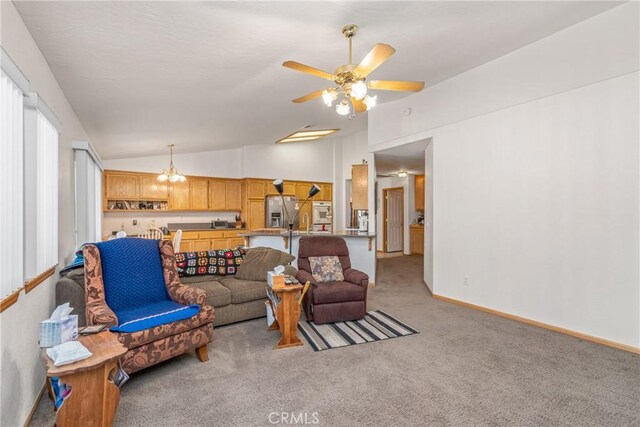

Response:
(283, 24), (425, 119)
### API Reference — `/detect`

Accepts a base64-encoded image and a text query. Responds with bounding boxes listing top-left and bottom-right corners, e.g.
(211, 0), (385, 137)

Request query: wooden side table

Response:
(41, 331), (127, 427)
(267, 283), (304, 349)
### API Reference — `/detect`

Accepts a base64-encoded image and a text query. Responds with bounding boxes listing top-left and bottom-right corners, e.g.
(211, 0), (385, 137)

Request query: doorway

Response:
(383, 187), (404, 253)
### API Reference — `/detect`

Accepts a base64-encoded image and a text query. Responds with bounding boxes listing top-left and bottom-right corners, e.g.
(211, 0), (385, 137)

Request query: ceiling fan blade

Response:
(292, 89), (326, 103)
(352, 98), (367, 113)
(354, 44), (396, 77)
(283, 61), (336, 81)
(368, 80), (425, 92)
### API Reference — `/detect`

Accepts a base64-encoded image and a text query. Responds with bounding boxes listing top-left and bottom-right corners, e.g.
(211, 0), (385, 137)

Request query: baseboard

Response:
(24, 381), (47, 427)
(432, 294), (640, 355)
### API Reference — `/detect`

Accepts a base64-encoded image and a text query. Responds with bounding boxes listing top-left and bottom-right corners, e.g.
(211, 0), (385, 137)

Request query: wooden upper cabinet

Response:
(295, 183), (310, 200)
(318, 184), (332, 201)
(209, 179), (227, 210)
(105, 172), (139, 199)
(226, 180), (242, 211)
(351, 164), (368, 210)
(297, 202), (312, 231)
(283, 182), (296, 195)
(139, 175), (168, 200)
(247, 199), (265, 231)
(415, 174), (425, 212)
(247, 180), (266, 199)
(190, 178), (209, 210)
(169, 180), (190, 210)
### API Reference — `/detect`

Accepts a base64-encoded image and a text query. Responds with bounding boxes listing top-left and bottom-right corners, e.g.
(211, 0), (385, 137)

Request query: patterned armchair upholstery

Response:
(295, 236), (369, 324)
(83, 238), (215, 374)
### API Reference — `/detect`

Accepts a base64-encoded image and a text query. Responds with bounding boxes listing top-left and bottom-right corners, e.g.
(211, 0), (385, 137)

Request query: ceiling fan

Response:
(283, 24), (425, 118)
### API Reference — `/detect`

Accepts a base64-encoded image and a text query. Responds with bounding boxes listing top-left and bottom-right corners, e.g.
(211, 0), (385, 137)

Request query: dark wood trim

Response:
(382, 186), (404, 253)
(24, 265), (57, 294)
(0, 287), (22, 313)
(433, 294), (640, 355)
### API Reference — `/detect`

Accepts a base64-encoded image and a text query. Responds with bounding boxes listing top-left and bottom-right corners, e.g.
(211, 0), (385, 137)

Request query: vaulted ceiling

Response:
(14, 1), (620, 159)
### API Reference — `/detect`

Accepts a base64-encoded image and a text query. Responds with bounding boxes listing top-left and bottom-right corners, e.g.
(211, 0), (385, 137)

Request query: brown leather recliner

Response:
(295, 236), (369, 324)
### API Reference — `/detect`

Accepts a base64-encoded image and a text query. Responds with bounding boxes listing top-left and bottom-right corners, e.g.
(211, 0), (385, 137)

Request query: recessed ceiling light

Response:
(276, 129), (339, 144)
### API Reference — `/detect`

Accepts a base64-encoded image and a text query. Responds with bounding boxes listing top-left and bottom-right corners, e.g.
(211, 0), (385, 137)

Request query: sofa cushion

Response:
(236, 247), (294, 281)
(191, 280), (232, 308)
(181, 275), (226, 284)
(309, 256), (344, 283)
(312, 281), (365, 305)
(115, 305), (215, 349)
(220, 277), (267, 304)
(175, 249), (245, 277)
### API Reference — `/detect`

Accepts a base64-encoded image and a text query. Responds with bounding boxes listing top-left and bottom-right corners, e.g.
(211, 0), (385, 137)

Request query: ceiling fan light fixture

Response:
(322, 89), (338, 107)
(350, 80), (367, 100)
(363, 94), (377, 110)
(336, 100), (351, 116)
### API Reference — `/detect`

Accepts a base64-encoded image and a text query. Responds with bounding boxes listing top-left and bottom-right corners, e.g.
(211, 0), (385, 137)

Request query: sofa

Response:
(57, 246), (296, 328)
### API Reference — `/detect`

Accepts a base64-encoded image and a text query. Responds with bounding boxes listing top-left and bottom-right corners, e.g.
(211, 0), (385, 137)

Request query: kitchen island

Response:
(240, 231), (377, 284)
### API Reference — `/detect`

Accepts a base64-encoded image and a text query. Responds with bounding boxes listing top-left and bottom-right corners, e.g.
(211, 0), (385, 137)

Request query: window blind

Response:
(73, 140), (103, 248)
(36, 111), (59, 272)
(0, 70), (24, 298)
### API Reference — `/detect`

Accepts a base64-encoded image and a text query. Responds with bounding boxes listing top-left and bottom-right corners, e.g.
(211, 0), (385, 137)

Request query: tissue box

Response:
(39, 315), (78, 348)
(267, 271), (285, 289)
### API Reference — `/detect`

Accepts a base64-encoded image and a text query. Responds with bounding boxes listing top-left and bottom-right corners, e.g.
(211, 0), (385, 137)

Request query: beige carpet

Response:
(31, 256), (640, 426)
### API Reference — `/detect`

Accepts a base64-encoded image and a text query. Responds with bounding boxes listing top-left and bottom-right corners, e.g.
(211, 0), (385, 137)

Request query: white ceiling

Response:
(14, 1), (620, 160)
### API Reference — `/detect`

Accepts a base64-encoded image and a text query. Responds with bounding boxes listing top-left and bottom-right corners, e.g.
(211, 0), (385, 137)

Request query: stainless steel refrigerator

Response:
(265, 196), (299, 229)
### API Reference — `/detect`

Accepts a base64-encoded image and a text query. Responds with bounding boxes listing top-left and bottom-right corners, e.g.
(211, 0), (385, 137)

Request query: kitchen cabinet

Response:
(169, 181), (190, 210)
(283, 182), (296, 195)
(192, 239), (212, 252)
(319, 184), (332, 201)
(105, 173), (139, 200)
(190, 178), (209, 210)
(247, 199), (265, 231)
(139, 175), (168, 200)
(179, 240), (194, 253)
(410, 224), (424, 256)
(351, 164), (368, 210)
(208, 179), (227, 210)
(226, 180), (242, 211)
(415, 174), (425, 212)
(247, 180), (266, 199)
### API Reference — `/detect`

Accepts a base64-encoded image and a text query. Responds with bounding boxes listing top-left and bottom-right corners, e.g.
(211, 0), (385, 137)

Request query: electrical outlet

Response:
(133, 220), (137, 226)
(464, 276), (469, 286)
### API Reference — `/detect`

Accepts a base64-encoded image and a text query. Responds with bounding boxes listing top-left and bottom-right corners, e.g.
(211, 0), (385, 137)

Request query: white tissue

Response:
(274, 265), (285, 275)
(46, 341), (93, 367)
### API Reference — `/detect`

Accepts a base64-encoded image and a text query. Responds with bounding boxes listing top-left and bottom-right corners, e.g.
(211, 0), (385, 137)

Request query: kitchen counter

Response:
(239, 230), (375, 238)
(240, 230), (377, 284)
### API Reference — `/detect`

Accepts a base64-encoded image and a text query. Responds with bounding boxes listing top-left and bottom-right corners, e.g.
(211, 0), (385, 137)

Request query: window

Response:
(0, 69), (25, 301)
(73, 140), (103, 247)
(25, 93), (61, 282)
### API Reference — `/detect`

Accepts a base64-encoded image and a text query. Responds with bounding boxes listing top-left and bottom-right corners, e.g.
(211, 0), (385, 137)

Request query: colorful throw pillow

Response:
(308, 256), (344, 283)
(175, 249), (245, 277)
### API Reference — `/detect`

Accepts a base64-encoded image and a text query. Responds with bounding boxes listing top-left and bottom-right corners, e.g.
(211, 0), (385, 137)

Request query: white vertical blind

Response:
(0, 70), (24, 297)
(36, 111), (59, 272)
(73, 141), (103, 247)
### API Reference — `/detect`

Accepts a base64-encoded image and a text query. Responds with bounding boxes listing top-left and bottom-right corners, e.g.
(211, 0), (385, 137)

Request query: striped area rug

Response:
(298, 310), (419, 351)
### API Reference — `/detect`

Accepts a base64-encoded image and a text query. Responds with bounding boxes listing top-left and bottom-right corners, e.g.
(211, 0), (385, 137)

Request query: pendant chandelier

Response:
(157, 144), (186, 182)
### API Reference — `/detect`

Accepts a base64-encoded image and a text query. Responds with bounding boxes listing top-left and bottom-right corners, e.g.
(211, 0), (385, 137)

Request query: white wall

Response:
(0, 2), (92, 425)
(103, 139), (336, 182)
(369, 3), (640, 348)
(104, 148), (243, 178)
(333, 131), (368, 231)
(424, 143), (434, 291)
